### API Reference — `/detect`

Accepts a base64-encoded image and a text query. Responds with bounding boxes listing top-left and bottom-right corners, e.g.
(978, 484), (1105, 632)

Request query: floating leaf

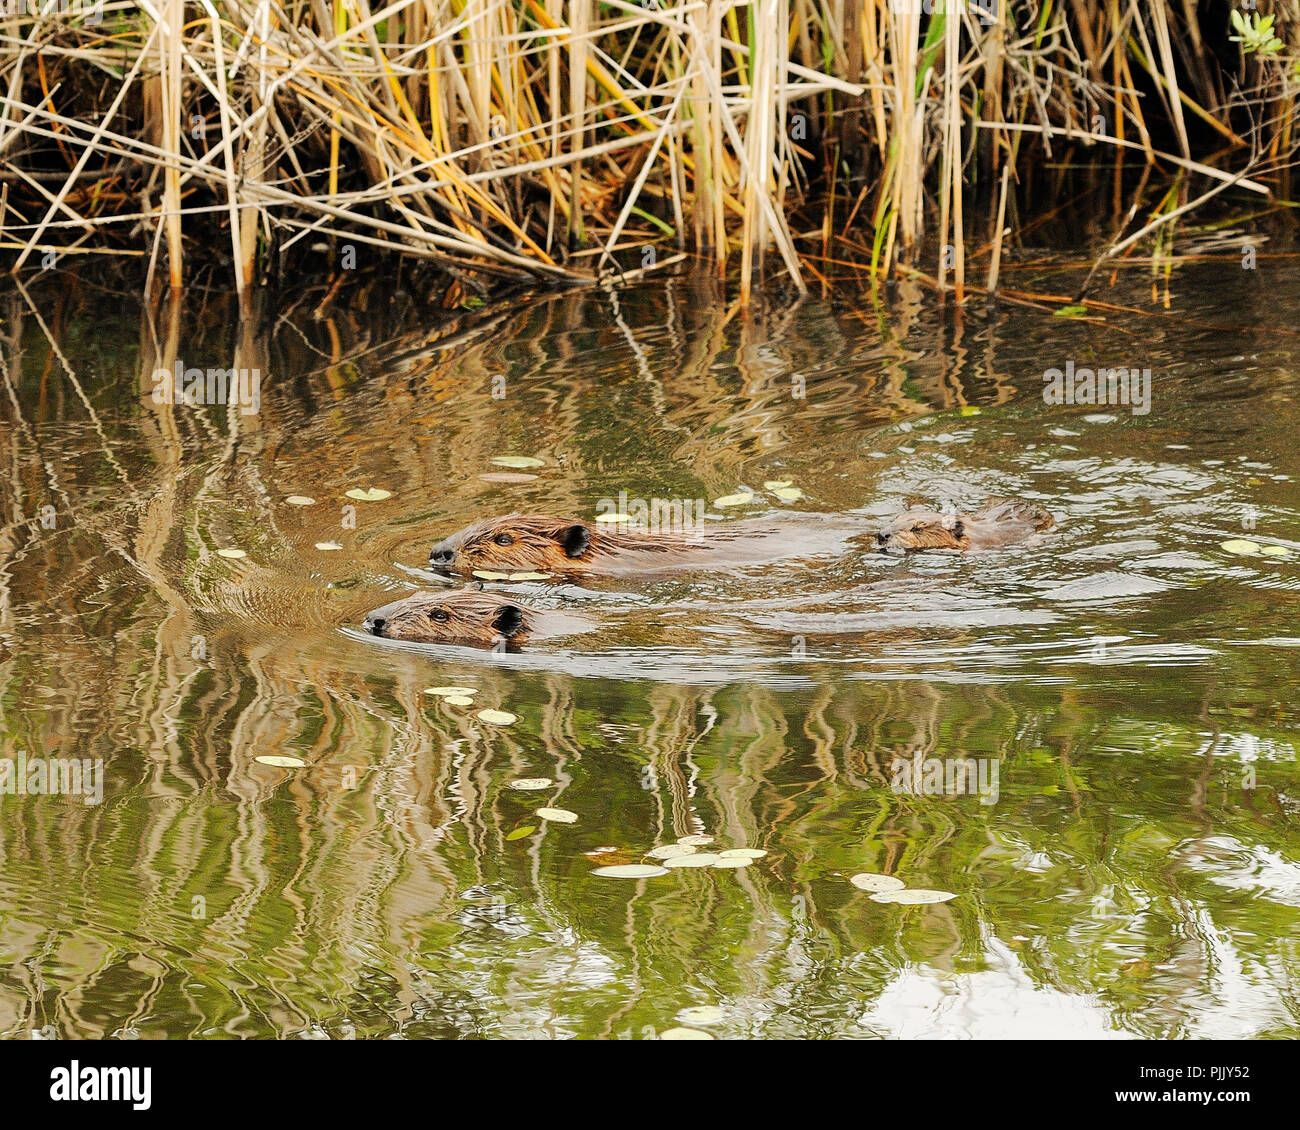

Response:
(254, 755), (306, 768)
(850, 873), (906, 892)
(491, 456), (544, 469)
(508, 572), (551, 581)
(1222, 539), (1262, 556)
(1261, 545), (1292, 557)
(713, 492), (755, 508)
(677, 1006), (725, 1025)
(1054, 304), (1089, 318)
(477, 709), (518, 725)
(647, 844), (698, 860)
(718, 848), (766, 859)
(345, 488), (392, 502)
(506, 825), (536, 841)
(594, 512), (634, 524)
(664, 852), (723, 868)
(869, 888), (957, 904)
(659, 1027), (714, 1040)
(593, 864), (669, 878)
(442, 695), (475, 706)
(772, 487), (804, 502)
(472, 570), (513, 580)
(536, 807), (578, 824)
(285, 495), (316, 506)
(216, 548), (247, 559)
(959, 406), (982, 416)
(315, 541), (343, 551)
(509, 778), (553, 791)
(677, 834), (714, 846)
(478, 472), (538, 484)
(425, 686), (477, 697)
(763, 480), (793, 490)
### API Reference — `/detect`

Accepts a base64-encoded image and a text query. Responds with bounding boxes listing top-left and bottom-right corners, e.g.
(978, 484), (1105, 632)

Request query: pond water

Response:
(1, 262), (1298, 1039)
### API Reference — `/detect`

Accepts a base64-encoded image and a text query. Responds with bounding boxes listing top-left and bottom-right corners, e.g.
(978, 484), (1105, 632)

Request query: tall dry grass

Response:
(0, 1), (1296, 306)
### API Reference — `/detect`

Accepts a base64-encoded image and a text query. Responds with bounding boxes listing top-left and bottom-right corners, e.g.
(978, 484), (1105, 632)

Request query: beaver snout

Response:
(429, 543), (456, 571)
(365, 616), (386, 636)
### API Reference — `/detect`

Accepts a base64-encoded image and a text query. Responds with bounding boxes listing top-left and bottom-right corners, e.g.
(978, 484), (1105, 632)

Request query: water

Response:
(1, 263), (1298, 1039)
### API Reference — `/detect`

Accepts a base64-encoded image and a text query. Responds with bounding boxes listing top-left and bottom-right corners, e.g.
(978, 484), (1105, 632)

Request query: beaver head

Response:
(429, 514), (593, 577)
(364, 589), (530, 649)
(876, 509), (969, 553)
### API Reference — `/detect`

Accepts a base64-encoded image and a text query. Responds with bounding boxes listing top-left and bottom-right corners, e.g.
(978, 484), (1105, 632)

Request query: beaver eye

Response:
(430, 609), (449, 623)
(493, 533), (513, 546)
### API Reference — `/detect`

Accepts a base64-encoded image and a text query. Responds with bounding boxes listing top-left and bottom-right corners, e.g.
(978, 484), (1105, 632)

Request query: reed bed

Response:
(1, 1), (1297, 307)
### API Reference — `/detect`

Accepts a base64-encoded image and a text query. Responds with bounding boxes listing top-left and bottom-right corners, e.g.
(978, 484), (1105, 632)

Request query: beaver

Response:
(364, 589), (586, 650)
(875, 498), (1054, 553)
(426, 502), (1053, 578)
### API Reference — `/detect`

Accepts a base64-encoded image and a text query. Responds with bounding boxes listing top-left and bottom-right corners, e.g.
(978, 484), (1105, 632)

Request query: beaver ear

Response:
(492, 604), (524, 638)
(558, 523), (591, 558)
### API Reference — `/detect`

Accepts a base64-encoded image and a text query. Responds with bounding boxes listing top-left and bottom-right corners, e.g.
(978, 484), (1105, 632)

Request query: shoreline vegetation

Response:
(1, 1), (1298, 311)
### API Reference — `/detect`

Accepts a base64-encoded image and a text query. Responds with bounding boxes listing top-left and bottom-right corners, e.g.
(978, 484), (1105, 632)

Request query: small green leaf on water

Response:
(425, 686), (477, 697)
(648, 844), (697, 860)
(285, 495), (316, 506)
(509, 778), (553, 791)
(850, 873), (906, 892)
(869, 888), (957, 904)
(959, 406), (981, 416)
(593, 864), (668, 878)
(442, 695), (475, 706)
(763, 480), (793, 490)
(659, 1027), (715, 1040)
(1261, 545), (1292, 557)
(536, 807), (578, 824)
(677, 1006), (725, 1025)
(255, 755), (306, 768)
(713, 493), (756, 508)
(491, 456), (545, 469)
(506, 825), (536, 841)
(477, 709), (518, 725)
(664, 852), (723, 868)
(718, 848), (766, 859)
(772, 487), (804, 502)
(315, 542), (343, 551)
(345, 488), (392, 501)
(1222, 539), (1262, 556)
(677, 834), (714, 846)
(217, 548), (247, 559)
(1054, 305), (1089, 318)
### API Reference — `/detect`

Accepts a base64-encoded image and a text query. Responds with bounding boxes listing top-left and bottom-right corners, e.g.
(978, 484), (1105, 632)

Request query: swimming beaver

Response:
(875, 498), (1054, 553)
(426, 502), (1053, 577)
(364, 589), (585, 649)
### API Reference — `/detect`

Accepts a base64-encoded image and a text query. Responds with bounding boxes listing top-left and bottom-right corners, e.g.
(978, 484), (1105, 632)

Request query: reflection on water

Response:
(0, 266), (1298, 1038)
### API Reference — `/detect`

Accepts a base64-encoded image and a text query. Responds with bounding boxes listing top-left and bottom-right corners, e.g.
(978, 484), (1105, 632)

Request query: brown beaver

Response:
(427, 502), (1053, 577)
(364, 589), (586, 650)
(875, 498), (1054, 553)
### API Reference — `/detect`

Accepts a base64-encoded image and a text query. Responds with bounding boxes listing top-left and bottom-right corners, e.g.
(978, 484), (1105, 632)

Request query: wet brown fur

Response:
(877, 498), (1054, 553)
(365, 589), (533, 649)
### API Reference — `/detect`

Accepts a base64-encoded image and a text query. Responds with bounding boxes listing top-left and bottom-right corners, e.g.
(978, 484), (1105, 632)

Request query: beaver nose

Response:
(366, 617), (386, 636)
(430, 546), (454, 567)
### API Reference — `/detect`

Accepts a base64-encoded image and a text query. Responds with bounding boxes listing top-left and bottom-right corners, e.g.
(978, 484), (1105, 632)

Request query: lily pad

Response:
(763, 480), (793, 490)
(507, 572), (551, 581)
(1222, 539), (1262, 556)
(216, 548), (247, 559)
(442, 695), (475, 706)
(772, 487), (804, 502)
(491, 456), (545, 469)
(869, 888), (957, 904)
(254, 755), (306, 768)
(664, 852), (723, 868)
(425, 686), (477, 697)
(713, 492), (756, 508)
(315, 542), (343, 551)
(647, 844), (698, 860)
(594, 512), (634, 524)
(285, 495), (316, 506)
(509, 778), (553, 791)
(476, 709), (518, 725)
(677, 1006), (725, 1025)
(345, 488), (392, 502)
(1261, 545), (1292, 557)
(659, 1027), (714, 1040)
(536, 807), (578, 824)
(850, 873), (906, 892)
(593, 864), (669, 878)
